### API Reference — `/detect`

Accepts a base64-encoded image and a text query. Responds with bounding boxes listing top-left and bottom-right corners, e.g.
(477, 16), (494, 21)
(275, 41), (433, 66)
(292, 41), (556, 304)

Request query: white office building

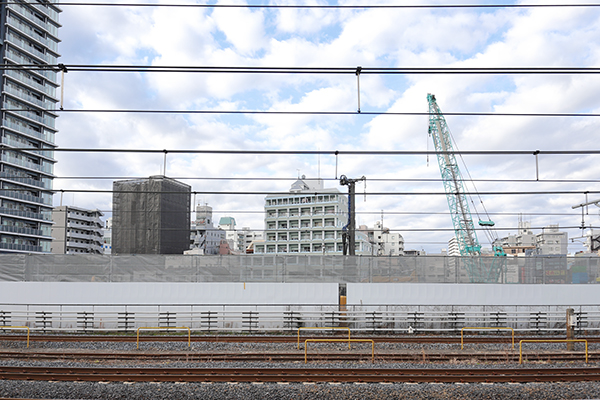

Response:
(254, 177), (372, 255)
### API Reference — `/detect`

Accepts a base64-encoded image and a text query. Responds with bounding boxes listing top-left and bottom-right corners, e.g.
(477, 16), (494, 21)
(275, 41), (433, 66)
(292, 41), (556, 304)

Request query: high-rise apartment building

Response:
(112, 176), (191, 254)
(0, 0), (61, 253)
(51, 206), (104, 254)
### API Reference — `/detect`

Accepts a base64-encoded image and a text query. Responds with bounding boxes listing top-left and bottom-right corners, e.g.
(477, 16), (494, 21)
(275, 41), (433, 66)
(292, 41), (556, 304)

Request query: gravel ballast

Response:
(1, 338), (599, 399)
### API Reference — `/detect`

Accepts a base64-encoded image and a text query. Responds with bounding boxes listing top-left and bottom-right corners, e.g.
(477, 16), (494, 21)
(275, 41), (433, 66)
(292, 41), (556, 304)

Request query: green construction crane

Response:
(427, 93), (505, 282)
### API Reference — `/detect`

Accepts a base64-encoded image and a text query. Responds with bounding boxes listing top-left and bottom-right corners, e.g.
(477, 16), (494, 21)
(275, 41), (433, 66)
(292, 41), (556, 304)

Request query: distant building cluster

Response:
(493, 221), (568, 256)
(43, 176), (575, 258)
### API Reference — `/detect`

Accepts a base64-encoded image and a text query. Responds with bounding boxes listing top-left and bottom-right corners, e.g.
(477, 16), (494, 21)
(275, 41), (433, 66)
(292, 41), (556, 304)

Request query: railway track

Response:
(0, 350), (595, 363)
(1, 365), (600, 383)
(1, 333), (598, 343)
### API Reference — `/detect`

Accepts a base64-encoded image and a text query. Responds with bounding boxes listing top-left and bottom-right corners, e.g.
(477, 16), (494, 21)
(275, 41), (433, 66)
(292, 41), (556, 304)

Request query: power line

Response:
(9, 148), (600, 155)
(13, 109), (600, 117)
(9, 64), (600, 74)
(9, 2), (600, 9)
(73, 208), (583, 217)
(58, 225), (590, 233)
(51, 189), (600, 195)
(51, 176), (600, 184)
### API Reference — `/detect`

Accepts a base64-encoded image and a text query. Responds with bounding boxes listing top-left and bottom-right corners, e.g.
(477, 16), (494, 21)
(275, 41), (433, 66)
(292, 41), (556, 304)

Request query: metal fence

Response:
(0, 254), (597, 284)
(0, 304), (597, 334)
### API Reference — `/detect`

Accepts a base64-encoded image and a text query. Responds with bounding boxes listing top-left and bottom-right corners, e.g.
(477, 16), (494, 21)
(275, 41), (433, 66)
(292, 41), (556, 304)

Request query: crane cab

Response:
(478, 220), (495, 227)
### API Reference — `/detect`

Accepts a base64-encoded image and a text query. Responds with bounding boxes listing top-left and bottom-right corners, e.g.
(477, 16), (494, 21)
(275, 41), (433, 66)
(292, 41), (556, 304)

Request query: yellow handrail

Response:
(136, 327), (191, 349)
(305, 338), (375, 364)
(519, 339), (588, 364)
(0, 326), (29, 348)
(461, 327), (515, 350)
(297, 327), (351, 349)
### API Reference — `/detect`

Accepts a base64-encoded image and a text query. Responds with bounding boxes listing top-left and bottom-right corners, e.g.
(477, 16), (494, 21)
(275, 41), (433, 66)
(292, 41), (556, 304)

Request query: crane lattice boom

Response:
(427, 93), (481, 256)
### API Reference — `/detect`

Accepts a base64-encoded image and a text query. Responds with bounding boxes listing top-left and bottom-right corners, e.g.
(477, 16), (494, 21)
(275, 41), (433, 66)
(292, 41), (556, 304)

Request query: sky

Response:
(52, 0), (600, 254)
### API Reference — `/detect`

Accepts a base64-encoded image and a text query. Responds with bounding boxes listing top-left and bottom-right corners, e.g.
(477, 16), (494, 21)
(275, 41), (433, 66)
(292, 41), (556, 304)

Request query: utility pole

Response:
(340, 175), (366, 256)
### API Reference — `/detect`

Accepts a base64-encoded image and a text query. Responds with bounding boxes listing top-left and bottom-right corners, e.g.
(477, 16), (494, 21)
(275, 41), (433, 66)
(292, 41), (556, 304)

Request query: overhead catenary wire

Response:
(40, 189), (600, 195)
(67, 209), (583, 217)
(6, 2), (600, 8)
(49, 225), (591, 234)
(8, 148), (600, 155)
(6, 108), (600, 117)
(5, 64), (600, 74)
(50, 176), (600, 184)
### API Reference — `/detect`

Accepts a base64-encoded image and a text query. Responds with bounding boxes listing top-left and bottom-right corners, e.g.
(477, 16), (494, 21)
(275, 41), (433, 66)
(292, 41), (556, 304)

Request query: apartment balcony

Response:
(0, 190), (50, 206)
(6, 16), (59, 52)
(6, 3), (60, 38)
(67, 231), (102, 242)
(2, 118), (55, 144)
(0, 241), (42, 252)
(0, 224), (43, 236)
(31, 2), (60, 21)
(0, 172), (49, 190)
(66, 242), (103, 254)
(5, 70), (57, 99)
(5, 33), (58, 64)
(1, 136), (55, 160)
(6, 56), (57, 82)
(4, 103), (55, 128)
(1, 154), (53, 174)
(0, 206), (50, 221)
(67, 212), (102, 224)
(3, 81), (56, 112)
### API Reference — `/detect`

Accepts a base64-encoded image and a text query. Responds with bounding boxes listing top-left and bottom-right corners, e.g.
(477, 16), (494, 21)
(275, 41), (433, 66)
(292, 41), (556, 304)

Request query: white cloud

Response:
(54, 1), (600, 253)
(212, 1), (267, 54)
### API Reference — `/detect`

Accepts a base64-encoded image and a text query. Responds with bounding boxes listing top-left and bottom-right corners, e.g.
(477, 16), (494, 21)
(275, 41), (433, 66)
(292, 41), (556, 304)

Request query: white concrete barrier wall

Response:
(347, 283), (600, 306)
(0, 282), (339, 305)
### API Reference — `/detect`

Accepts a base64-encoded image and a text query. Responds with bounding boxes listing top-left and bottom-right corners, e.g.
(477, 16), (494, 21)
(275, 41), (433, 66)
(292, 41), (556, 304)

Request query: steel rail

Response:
(0, 350), (597, 363)
(1, 334), (599, 344)
(1, 366), (600, 383)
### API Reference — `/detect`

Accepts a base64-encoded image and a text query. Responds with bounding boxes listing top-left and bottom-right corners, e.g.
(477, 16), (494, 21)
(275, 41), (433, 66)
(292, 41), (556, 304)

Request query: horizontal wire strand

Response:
(9, 2), (600, 9)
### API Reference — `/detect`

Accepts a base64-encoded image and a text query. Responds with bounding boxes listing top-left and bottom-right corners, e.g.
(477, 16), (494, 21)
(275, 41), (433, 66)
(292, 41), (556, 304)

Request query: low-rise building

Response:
(188, 204), (224, 255)
(51, 206), (104, 254)
(359, 222), (404, 256)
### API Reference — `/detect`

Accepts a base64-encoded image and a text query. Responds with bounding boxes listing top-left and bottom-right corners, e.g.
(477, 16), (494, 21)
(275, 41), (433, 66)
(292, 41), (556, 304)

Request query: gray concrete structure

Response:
(0, 0), (61, 253)
(112, 176), (191, 254)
